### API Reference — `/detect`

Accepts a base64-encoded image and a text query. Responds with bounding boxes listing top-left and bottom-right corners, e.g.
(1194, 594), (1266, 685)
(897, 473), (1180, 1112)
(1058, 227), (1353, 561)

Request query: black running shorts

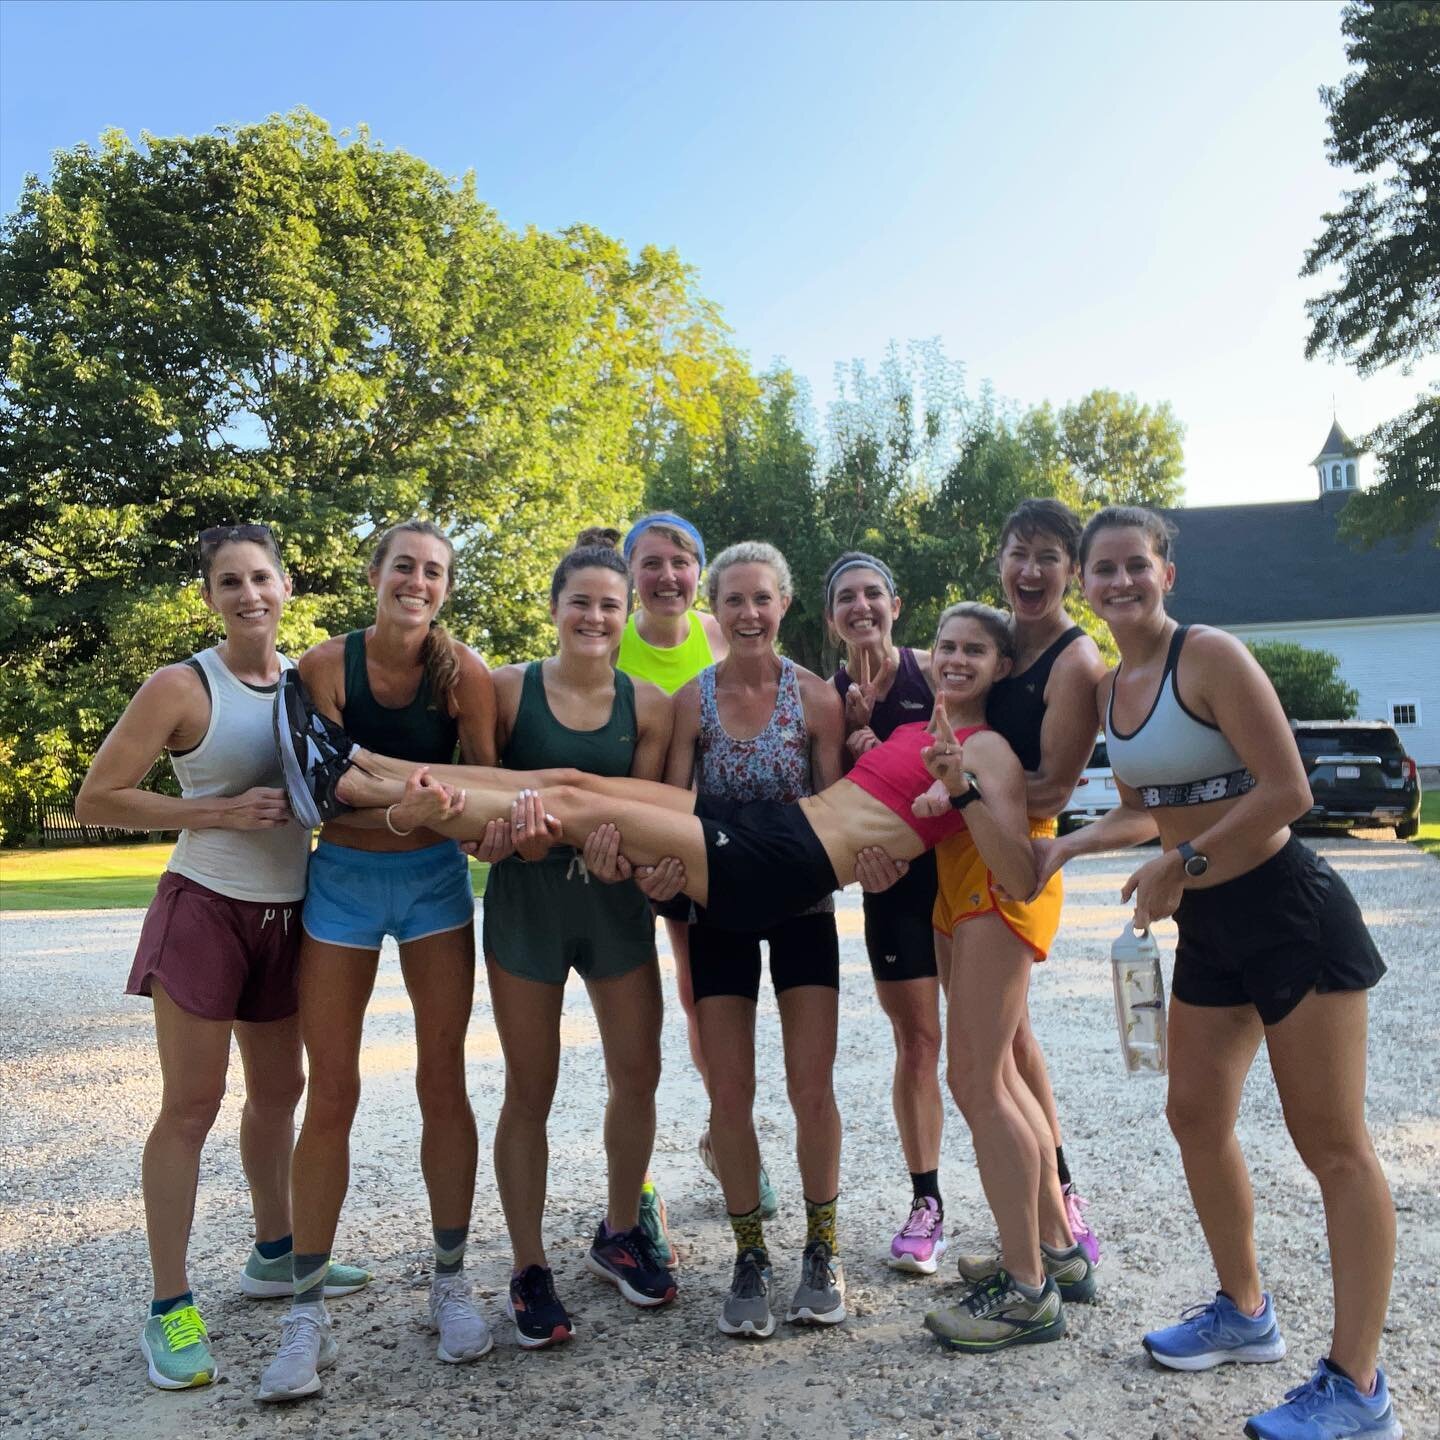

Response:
(689, 910), (841, 1003)
(695, 796), (839, 934)
(1172, 836), (1385, 1026)
(862, 849), (939, 984)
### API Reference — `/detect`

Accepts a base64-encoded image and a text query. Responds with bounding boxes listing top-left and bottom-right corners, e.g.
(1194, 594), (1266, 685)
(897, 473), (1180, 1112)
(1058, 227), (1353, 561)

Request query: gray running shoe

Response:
(924, 1272), (1065, 1352)
(718, 1248), (776, 1338)
(256, 1305), (338, 1401)
(786, 1240), (846, 1326)
(954, 1242), (1096, 1303)
(429, 1274), (493, 1364)
(274, 671), (356, 829)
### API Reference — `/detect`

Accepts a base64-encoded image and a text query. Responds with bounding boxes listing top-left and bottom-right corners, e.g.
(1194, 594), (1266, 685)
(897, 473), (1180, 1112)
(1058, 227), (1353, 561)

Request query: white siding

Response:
(1226, 615), (1440, 764)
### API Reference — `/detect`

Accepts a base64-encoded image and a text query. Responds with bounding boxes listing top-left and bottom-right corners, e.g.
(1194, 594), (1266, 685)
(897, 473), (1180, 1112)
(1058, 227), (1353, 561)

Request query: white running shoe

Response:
(429, 1274), (493, 1363)
(256, 1304), (337, 1402)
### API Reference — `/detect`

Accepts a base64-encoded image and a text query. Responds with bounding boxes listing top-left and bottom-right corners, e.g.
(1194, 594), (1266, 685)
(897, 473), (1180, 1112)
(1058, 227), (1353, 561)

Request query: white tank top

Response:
(166, 647), (310, 902)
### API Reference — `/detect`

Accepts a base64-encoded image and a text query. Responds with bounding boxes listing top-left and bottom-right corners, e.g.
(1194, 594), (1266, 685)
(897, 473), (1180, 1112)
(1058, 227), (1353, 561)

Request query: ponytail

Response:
(422, 621), (461, 712)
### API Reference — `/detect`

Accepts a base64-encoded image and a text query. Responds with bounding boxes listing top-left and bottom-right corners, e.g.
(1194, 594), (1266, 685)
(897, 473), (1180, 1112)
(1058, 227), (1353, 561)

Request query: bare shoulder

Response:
(796, 666), (844, 719)
(491, 662), (528, 698)
(299, 633), (347, 681)
(906, 647), (934, 681)
(455, 642), (492, 678)
(1054, 629), (1107, 683)
(142, 661), (209, 713)
(697, 610), (725, 645)
(632, 676), (671, 719)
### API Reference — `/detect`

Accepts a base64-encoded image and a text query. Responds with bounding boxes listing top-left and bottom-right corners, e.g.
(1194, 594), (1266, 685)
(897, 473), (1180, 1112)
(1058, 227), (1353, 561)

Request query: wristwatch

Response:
(949, 773), (983, 810)
(1176, 841), (1209, 878)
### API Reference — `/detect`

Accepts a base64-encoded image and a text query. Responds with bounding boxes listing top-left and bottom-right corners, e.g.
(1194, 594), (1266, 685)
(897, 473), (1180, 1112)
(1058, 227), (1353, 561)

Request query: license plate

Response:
(1337, 765), (1360, 779)
(1104, 777), (1116, 789)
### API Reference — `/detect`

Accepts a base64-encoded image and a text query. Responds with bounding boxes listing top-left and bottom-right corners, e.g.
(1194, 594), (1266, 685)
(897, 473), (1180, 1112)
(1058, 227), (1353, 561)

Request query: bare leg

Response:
(1013, 1005), (1063, 1149)
(487, 959), (564, 1270)
(697, 996), (762, 1216)
(290, 940), (379, 1255)
(233, 1015), (306, 1245)
(667, 919), (709, 1088)
(945, 915), (1043, 1288)
(778, 985), (841, 1204)
(874, 977), (943, 1174)
(144, 986), (233, 1298)
(401, 923), (478, 1232)
(588, 961), (664, 1233)
(1165, 999), (1267, 1312)
(1265, 989), (1393, 1390)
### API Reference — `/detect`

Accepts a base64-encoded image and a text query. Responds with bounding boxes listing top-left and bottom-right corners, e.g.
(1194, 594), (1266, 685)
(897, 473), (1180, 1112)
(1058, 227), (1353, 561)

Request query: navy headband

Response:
(824, 553), (896, 609)
(622, 513), (706, 570)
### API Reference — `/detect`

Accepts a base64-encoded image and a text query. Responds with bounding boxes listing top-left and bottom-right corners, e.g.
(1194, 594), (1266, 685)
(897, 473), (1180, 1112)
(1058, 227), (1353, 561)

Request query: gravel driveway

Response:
(2, 836), (1436, 1439)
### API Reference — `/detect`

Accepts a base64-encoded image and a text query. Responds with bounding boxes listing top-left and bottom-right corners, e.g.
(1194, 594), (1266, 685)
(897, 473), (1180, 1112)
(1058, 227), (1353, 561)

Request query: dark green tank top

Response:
(502, 661), (637, 777)
(341, 629), (459, 764)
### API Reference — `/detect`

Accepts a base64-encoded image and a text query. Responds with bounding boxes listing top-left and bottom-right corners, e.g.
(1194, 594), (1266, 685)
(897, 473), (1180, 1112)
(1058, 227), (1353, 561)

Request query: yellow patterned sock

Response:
(805, 1194), (838, 1252)
(728, 1205), (766, 1256)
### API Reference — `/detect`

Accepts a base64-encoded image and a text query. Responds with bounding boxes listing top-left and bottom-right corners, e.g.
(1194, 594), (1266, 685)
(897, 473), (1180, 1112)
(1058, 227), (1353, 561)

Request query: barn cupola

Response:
(1312, 417), (1363, 495)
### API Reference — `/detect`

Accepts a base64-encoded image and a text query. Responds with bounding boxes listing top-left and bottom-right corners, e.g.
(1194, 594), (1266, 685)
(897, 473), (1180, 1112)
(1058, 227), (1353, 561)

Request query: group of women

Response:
(79, 500), (1401, 1439)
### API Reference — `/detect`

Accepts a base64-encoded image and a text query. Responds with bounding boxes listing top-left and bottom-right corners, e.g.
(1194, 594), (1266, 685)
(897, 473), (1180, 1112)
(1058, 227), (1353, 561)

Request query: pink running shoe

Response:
(888, 1197), (947, 1275)
(1064, 1183), (1101, 1267)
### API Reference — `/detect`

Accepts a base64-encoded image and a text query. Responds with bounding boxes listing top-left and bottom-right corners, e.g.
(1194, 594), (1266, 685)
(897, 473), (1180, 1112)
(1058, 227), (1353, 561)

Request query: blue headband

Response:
(622, 513), (707, 571)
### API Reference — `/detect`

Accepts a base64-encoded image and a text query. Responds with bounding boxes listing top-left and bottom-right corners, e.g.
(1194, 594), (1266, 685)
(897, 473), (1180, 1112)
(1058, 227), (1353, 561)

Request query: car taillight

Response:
(1075, 777), (1089, 786)
(1402, 757), (1417, 782)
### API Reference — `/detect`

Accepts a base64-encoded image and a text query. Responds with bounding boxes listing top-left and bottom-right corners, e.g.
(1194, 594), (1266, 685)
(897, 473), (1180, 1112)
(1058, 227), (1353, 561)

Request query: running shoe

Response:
(274, 670), (356, 829)
(1244, 1360), (1402, 1440)
(240, 1248), (373, 1298)
(718, 1248), (776, 1339)
(256, 1305), (337, 1402)
(698, 1132), (778, 1220)
(923, 1271), (1065, 1353)
(889, 1196), (947, 1275)
(585, 1222), (677, 1307)
(1063, 1182), (1101, 1267)
(786, 1240), (846, 1326)
(429, 1274), (493, 1363)
(954, 1241), (1096, 1303)
(1143, 1292), (1287, 1371)
(506, 1265), (573, 1350)
(139, 1304), (216, 1390)
(638, 1186), (677, 1269)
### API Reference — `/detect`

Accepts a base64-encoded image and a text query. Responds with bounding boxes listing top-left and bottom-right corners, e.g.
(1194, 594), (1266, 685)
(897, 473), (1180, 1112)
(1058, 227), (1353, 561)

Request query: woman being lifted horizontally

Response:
(76, 525), (369, 1392)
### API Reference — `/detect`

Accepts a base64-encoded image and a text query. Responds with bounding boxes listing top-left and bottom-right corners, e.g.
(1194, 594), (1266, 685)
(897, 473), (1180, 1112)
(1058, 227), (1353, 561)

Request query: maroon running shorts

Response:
(126, 871), (302, 1023)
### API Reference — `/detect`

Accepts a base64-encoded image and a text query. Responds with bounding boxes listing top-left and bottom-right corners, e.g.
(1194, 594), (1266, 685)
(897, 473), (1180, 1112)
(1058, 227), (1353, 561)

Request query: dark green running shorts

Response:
(482, 849), (657, 985)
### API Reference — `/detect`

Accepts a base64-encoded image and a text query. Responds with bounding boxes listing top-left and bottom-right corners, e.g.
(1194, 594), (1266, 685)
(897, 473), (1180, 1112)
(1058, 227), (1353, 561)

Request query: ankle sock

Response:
(255, 1233), (293, 1261)
(910, 1169), (942, 1207)
(150, 1291), (193, 1318)
(292, 1251), (330, 1305)
(1011, 1274), (1045, 1301)
(434, 1225), (467, 1277)
(728, 1205), (766, 1256)
(804, 1194), (838, 1252)
(1055, 1146), (1072, 1187)
(1040, 1240), (1079, 1260)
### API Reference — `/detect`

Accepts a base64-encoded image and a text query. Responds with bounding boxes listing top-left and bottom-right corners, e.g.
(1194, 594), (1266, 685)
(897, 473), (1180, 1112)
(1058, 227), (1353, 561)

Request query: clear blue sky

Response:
(3, 0), (1430, 505)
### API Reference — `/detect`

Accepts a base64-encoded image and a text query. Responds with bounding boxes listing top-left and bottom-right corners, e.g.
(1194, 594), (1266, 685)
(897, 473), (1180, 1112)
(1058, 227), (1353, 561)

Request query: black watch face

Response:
(1184, 854), (1208, 877)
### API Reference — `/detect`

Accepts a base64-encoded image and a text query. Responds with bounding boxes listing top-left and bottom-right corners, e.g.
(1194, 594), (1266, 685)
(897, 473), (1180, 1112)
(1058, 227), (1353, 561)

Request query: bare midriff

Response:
(1148, 792), (1291, 889)
(799, 779), (929, 888)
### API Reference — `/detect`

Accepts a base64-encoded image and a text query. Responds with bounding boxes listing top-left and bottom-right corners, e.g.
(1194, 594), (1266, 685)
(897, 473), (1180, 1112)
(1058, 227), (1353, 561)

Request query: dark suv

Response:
(1291, 721), (1422, 839)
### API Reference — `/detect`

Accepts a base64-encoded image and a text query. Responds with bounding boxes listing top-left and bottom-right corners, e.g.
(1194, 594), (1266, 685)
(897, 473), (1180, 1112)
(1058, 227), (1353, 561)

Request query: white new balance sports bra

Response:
(1105, 626), (1255, 809)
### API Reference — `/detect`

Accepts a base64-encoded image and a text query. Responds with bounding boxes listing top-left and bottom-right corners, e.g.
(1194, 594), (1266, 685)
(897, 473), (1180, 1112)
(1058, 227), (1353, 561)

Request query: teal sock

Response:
(434, 1226), (467, 1277)
(292, 1251), (330, 1306)
(256, 1233), (292, 1261)
(150, 1291), (192, 1317)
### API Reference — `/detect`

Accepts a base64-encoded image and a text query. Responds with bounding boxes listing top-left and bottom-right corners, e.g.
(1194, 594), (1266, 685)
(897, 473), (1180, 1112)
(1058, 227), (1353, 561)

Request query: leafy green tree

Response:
(1247, 641), (1360, 721)
(1302, 0), (1440, 543)
(0, 111), (740, 817)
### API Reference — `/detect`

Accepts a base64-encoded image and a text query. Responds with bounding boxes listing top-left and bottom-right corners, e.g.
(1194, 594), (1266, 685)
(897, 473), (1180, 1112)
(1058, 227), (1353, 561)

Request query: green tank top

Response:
(341, 629), (458, 764)
(617, 611), (715, 696)
(501, 662), (637, 865)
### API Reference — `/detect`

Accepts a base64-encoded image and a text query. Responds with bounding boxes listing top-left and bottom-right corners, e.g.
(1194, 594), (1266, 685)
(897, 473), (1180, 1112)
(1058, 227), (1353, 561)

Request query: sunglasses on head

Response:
(198, 523), (275, 551)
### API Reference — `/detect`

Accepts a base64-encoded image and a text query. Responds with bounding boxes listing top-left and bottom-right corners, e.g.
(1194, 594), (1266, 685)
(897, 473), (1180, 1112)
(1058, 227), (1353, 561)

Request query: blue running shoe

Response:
(585, 1222), (677, 1308)
(1144, 1291), (1287, 1371)
(638, 1185), (676, 1269)
(506, 1265), (573, 1350)
(1244, 1359), (1402, 1440)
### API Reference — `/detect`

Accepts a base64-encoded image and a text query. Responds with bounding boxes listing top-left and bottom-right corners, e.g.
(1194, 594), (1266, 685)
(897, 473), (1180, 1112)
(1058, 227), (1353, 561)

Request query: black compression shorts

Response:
(696, 796), (839, 934)
(1172, 836), (1385, 1026)
(690, 910), (840, 1003)
(862, 849), (939, 983)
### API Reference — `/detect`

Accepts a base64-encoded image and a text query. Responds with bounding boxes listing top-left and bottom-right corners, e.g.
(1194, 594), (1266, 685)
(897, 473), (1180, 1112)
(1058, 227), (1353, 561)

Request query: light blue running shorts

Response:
(303, 840), (475, 949)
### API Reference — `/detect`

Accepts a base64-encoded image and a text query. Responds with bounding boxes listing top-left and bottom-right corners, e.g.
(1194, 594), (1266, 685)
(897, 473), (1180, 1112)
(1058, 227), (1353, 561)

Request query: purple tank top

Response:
(696, 658), (813, 803)
(832, 647), (933, 741)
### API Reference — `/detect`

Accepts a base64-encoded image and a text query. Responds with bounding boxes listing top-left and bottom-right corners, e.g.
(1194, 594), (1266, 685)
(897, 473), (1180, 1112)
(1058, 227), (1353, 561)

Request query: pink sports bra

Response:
(846, 722), (988, 849)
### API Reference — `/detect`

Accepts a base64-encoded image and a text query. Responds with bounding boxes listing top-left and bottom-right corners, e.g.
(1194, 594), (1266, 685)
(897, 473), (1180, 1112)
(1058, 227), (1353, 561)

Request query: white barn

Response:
(1160, 421), (1440, 765)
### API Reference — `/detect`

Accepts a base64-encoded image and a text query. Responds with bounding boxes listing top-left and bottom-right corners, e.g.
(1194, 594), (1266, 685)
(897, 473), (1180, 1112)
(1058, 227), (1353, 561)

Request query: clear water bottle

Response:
(1111, 922), (1167, 1077)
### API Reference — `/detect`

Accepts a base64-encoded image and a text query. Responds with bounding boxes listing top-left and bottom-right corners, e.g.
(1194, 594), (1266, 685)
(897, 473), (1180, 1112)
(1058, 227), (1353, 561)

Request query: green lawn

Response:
(0, 843), (488, 912)
(1413, 790), (1440, 860)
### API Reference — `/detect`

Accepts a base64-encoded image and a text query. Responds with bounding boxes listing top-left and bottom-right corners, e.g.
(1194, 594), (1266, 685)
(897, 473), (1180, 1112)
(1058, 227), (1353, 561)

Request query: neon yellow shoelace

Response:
(161, 1305), (208, 1350)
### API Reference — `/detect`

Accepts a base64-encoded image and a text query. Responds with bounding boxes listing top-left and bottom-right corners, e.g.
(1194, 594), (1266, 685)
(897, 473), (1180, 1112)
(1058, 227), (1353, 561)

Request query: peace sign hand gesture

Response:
(844, 647), (898, 732)
(920, 698), (973, 798)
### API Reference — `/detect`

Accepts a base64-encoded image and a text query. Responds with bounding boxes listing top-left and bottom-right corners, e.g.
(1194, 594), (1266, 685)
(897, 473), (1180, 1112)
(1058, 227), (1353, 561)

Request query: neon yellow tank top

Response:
(617, 611), (716, 695)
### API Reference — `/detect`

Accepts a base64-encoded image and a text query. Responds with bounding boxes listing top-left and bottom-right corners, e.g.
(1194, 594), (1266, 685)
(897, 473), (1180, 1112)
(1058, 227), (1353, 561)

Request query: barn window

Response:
(1391, 701), (1419, 727)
